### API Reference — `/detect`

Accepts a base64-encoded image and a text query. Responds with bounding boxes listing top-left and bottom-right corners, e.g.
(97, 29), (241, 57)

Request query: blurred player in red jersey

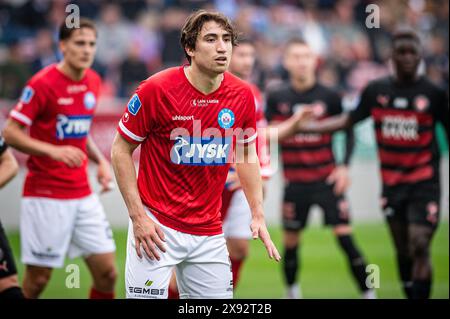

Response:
(2, 19), (117, 299)
(0, 135), (24, 299)
(111, 10), (287, 299)
(220, 38), (273, 290)
(299, 30), (449, 299)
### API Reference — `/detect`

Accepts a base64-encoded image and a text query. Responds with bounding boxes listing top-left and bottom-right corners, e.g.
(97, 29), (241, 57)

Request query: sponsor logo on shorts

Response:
(128, 284), (165, 298)
(56, 114), (92, 140)
(171, 136), (231, 166)
(31, 249), (60, 260)
(426, 201), (439, 225)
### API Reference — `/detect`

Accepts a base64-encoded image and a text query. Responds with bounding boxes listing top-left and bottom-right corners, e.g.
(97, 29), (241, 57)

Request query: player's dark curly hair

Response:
(59, 18), (97, 41)
(180, 10), (238, 64)
(392, 29), (421, 45)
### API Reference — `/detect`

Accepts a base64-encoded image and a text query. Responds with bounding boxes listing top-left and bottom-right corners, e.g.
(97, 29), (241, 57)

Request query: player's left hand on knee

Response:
(251, 217), (281, 262)
(326, 165), (350, 195)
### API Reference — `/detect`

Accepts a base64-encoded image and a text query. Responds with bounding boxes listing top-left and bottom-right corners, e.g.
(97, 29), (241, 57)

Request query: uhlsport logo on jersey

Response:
(218, 108), (235, 129)
(84, 92), (96, 110)
(171, 136), (231, 165)
(20, 86), (34, 104)
(56, 114), (92, 140)
(127, 94), (142, 116)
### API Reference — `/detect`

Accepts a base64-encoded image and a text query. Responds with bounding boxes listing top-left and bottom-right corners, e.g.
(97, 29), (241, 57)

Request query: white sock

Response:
(286, 284), (302, 299)
(362, 289), (377, 299)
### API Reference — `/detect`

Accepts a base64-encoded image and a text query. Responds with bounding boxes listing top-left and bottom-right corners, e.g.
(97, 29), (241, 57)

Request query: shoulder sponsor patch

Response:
(20, 86), (34, 104)
(127, 94), (142, 116)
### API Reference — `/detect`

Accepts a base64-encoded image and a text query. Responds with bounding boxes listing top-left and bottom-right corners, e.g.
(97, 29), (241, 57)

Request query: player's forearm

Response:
(267, 116), (303, 142)
(299, 113), (352, 134)
(0, 150), (19, 188)
(111, 135), (146, 221)
(235, 146), (264, 217)
(87, 136), (107, 165)
(2, 120), (55, 157)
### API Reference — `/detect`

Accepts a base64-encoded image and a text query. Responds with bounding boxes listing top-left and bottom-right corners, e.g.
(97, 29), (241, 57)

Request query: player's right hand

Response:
(49, 145), (86, 168)
(132, 215), (166, 261)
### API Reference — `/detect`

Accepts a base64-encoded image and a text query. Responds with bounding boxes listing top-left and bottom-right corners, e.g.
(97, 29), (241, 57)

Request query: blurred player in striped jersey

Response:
(0, 135), (23, 299)
(266, 38), (375, 299)
(299, 30), (449, 299)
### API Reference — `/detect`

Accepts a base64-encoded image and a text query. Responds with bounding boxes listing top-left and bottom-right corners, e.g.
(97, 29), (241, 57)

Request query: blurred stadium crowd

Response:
(0, 0), (448, 106)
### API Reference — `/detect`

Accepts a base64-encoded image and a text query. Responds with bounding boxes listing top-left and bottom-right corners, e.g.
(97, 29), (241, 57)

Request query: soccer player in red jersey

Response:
(299, 30), (449, 299)
(2, 19), (117, 299)
(111, 10), (281, 299)
(220, 38), (273, 290)
(0, 135), (24, 299)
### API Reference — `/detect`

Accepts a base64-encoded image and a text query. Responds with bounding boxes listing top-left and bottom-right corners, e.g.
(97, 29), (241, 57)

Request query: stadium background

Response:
(0, 0), (448, 298)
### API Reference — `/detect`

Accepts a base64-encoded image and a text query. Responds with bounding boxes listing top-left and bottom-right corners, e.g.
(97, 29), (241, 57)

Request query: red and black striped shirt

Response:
(350, 76), (449, 189)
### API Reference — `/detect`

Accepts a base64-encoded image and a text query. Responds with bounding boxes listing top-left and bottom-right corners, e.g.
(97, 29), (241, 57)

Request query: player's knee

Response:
(333, 225), (352, 236)
(283, 231), (300, 249)
(410, 235), (430, 259)
(28, 272), (51, 291)
(102, 267), (118, 286)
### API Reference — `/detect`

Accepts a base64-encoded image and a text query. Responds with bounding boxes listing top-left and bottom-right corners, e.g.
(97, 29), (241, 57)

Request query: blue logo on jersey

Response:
(127, 94), (142, 116)
(171, 136), (231, 166)
(218, 108), (235, 129)
(56, 114), (92, 140)
(20, 86), (34, 104)
(84, 92), (96, 110)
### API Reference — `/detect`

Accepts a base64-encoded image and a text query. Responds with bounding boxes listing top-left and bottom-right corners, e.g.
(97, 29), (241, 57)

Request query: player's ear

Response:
(59, 40), (67, 55)
(185, 46), (195, 60)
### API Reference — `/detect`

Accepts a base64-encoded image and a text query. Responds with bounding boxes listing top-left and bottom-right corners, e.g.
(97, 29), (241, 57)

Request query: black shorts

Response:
(282, 182), (351, 231)
(381, 181), (441, 229)
(0, 221), (18, 279)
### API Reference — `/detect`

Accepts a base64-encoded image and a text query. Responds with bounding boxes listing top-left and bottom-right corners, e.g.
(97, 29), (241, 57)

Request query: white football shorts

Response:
(20, 194), (116, 268)
(223, 189), (253, 240)
(125, 207), (233, 299)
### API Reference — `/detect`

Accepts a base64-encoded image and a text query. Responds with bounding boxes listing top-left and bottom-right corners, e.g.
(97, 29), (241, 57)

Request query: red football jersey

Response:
(10, 64), (101, 199)
(117, 66), (257, 236)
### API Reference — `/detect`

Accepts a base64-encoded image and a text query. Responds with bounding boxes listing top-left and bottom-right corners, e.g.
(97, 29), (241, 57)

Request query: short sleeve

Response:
(117, 81), (155, 144)
(9, 82), (46, 126)
(349, 83), (375, 125)
(236, 87), (257, 145)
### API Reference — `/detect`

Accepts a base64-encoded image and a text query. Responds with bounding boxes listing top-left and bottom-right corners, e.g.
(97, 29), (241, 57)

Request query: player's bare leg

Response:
(226, 238), (249, 288)
(23, 265), (52, 299)
(84, 252), (117, 299)
(408, 224), (435, 299)
(333, 224), (376, 299)
(283, 230), (301, 299)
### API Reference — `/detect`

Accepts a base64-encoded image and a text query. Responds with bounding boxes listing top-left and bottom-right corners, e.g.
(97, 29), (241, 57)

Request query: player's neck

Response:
(57, 61), (87, 82)
(290, 76), (315, 92)
(395, 72), (419, 85)
(184, 64), (224, 95)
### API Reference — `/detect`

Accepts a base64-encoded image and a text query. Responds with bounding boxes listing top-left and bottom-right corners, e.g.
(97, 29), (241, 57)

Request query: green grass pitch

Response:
(5, 222), (448, 299)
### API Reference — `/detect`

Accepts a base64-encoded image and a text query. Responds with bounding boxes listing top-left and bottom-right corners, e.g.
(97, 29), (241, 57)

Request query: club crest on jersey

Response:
(56, 114), (92, 140)
(20, 86), (34, 104)
(218, 109), (235, 129)
(127, 94), (142, 116)
(84, 92), (96, 110)
(171, 136), (231, 166)
(414, 95), (430, 112)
